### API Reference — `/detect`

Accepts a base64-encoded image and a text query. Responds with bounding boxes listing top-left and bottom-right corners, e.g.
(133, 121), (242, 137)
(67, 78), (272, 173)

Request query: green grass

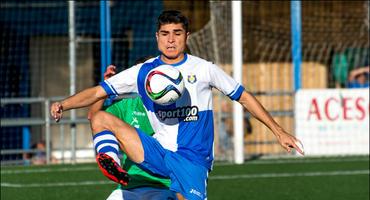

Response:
(1, 156), (369, 200)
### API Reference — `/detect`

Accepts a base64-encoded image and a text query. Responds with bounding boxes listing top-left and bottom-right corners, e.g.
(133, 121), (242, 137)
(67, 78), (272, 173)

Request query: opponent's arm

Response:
(237, 91), (304, 155)
(87, 65), (117, 120)
(51, 85), (108, 122)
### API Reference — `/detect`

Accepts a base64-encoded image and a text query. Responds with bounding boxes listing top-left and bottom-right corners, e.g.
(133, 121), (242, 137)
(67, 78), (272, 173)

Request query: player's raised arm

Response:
(51, 85), (108, 122)
(237, 90), (305, 155)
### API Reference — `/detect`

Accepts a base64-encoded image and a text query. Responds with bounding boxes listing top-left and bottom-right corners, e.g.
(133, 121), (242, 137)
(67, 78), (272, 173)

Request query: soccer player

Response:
(51, 10), (304, 200)
(89, 65), (176, 200)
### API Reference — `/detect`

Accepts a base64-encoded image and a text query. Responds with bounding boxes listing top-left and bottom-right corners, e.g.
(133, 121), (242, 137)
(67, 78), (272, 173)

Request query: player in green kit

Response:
(89, 64), (177, 200)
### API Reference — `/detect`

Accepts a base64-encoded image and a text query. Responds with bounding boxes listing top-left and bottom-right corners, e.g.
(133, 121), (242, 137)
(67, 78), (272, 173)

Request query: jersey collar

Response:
(158, 53), (187, 67)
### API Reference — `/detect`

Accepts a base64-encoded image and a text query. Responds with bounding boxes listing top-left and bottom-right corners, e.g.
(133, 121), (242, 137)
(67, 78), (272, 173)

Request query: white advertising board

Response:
(295, 89), (369, 155)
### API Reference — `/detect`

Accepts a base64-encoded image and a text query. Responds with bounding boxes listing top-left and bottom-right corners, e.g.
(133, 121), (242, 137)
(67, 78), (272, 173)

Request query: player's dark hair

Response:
(157, 10), (189, 33)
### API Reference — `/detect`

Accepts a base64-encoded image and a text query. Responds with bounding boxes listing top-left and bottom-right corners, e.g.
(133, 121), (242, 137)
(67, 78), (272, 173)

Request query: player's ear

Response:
(185, 32), (190, 41)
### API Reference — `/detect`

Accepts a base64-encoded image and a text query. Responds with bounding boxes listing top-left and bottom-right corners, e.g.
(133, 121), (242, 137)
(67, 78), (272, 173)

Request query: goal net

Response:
(1, 1), (162, 164)
(187, 1), (369, 160)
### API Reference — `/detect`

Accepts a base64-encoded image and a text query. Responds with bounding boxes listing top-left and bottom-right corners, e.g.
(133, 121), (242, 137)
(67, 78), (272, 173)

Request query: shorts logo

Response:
(189, 189), (203, 198)
(156, 106), (199, 122)
(187, 74), (197, 84)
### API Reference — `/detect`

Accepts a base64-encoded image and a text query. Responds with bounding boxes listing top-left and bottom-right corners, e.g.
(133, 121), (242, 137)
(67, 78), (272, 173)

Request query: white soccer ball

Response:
(145, 65), (185, 105)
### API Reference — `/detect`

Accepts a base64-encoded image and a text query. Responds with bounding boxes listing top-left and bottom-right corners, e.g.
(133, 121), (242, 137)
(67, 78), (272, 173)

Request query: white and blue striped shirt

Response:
(100, 54), (244, 170)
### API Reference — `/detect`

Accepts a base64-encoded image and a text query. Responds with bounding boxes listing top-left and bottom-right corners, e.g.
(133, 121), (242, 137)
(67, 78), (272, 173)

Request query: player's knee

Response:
(90, 111), (110, 134)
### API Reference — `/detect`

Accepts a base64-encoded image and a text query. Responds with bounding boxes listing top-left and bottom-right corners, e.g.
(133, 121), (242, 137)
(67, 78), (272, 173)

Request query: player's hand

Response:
(276, 131), (305, 156)
(50, 102), (63, 122)
(104, 65), (116, 80)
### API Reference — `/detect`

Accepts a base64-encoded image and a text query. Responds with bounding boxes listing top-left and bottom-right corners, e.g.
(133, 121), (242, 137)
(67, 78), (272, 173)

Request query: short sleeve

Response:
(208, 63), (244, 101)
(100, 64), (141, 98)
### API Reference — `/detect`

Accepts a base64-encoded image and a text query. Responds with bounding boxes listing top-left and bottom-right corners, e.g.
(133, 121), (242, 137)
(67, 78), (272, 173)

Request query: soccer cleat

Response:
(96, 153), (130, 186)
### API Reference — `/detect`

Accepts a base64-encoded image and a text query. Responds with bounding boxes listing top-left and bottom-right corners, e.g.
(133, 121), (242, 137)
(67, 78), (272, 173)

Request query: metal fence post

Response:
(60, 124), (65, 164)
(68, 0), (77, 164)
(45, 99), (51, 164)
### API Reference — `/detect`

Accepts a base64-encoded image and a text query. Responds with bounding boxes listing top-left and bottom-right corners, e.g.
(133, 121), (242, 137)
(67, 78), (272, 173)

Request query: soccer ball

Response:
(145, 65), (185, 105)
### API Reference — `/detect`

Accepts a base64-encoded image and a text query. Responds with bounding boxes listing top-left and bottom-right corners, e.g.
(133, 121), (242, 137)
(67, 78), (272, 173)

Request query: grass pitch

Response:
(1, 156), (369, 200)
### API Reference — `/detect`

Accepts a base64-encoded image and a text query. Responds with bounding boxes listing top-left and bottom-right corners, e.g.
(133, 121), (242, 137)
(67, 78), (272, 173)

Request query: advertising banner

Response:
(295, 89), (369, 155)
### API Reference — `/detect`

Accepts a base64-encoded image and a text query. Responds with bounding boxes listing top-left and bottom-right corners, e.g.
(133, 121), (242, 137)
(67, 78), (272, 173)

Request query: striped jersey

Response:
(100, 54), (244, 170)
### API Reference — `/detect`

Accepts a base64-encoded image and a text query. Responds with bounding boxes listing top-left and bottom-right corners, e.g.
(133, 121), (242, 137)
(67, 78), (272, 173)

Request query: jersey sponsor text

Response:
(157, 106), (199, 122)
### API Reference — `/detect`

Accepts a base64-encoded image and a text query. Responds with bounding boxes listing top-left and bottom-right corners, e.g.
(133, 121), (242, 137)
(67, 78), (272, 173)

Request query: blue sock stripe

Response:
(93, 130), (115, 139)
(98, 146), (119, 154)
(95, 140), (119, 150)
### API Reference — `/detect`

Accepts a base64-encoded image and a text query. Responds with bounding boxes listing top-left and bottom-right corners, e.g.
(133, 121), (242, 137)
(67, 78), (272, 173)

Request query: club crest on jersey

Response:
(187, 74), (197, 84)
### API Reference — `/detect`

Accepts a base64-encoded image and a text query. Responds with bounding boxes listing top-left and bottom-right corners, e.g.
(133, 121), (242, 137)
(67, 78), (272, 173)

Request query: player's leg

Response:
(127, 187), (178, 200)
(90, 111), (144, 163)
(106, 187), (178, 200)
(106, 189), (123, 200)
(106, 189), (140, 200)
(90, 111), (144, 185)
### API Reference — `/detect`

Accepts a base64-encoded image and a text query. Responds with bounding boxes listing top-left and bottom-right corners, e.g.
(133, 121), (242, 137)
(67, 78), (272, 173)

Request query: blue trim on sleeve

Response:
(228, 85), (244, 101)
(100, 81), (118, 98)
(111, 85), (119, 96)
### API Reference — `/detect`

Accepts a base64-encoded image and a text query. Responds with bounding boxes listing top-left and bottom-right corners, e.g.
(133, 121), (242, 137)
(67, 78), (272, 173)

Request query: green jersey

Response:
(105, 97), (170, 189)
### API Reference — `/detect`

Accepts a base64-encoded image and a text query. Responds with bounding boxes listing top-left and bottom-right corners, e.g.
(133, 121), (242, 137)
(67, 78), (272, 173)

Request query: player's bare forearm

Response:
(237, 91), (304, 155)
(61, 86), (107, 110)
(51, 86), (107, 122)
(237, 91), (283, 135)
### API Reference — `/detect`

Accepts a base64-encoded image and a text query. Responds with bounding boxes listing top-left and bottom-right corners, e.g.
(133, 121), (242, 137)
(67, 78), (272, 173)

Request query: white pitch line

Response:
(1, 156), (368, 174)
(1, 170), (368, 188)
(1, 166), (97, 174)
(216, 157), (370, 166)
(1, 180), (113, 188)
(209, 170), (370, 180)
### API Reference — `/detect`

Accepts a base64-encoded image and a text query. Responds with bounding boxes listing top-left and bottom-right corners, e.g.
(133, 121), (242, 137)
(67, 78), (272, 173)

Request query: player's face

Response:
(156, 23), (189, 64)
